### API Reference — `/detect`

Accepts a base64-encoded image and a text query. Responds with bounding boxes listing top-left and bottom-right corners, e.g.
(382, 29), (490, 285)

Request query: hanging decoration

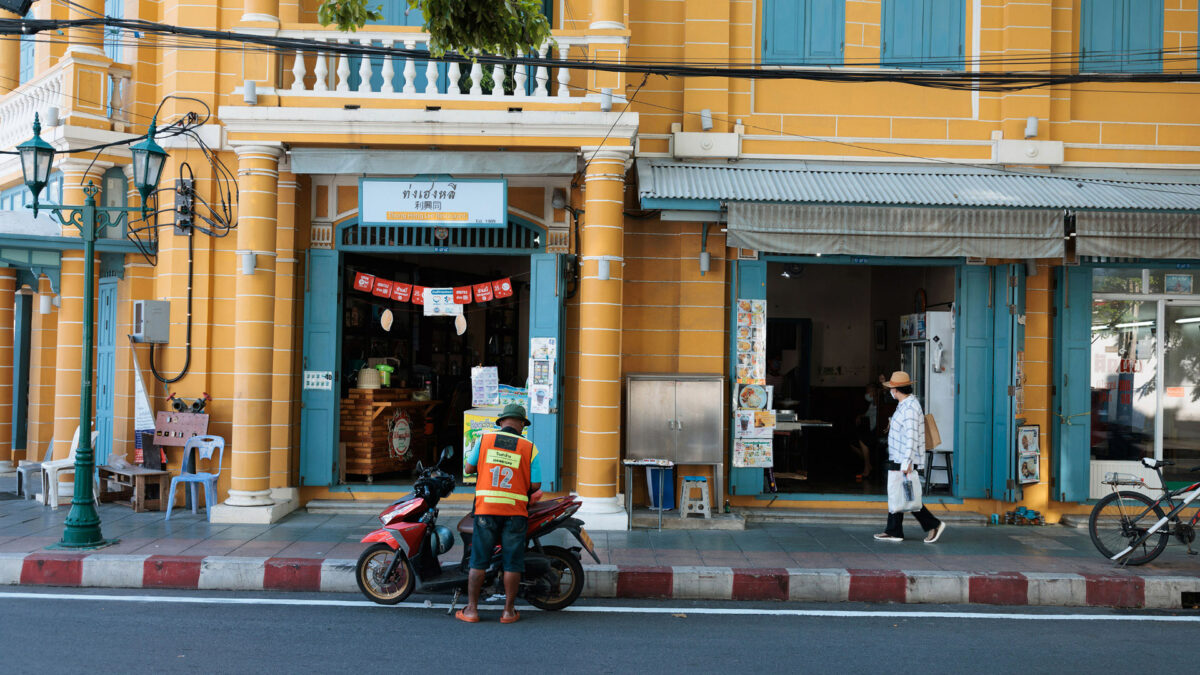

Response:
(350, 272), (516, 311)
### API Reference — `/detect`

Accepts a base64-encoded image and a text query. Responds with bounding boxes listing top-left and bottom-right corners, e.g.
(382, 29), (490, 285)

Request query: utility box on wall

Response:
(131, 300), (170, 343)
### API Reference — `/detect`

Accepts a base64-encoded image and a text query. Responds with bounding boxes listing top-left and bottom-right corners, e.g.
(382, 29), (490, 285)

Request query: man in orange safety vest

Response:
(456, 404), (542, 623)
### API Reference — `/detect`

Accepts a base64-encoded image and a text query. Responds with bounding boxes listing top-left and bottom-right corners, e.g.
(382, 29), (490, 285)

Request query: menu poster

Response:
(530, 337), (557, 360)
(735, 298), (767, 384)
(733, 439), (773, 468)
(735, 410), (775, 439)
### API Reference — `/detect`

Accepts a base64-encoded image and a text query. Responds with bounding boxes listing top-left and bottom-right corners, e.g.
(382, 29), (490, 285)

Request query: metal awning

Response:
(1, 210), (151, 290)
(638, 160), (1200, 259)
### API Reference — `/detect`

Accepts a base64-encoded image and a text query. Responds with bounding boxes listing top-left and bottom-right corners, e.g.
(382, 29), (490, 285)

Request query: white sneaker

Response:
(924, 522), (947, 544)
(873, 533), (903, 542)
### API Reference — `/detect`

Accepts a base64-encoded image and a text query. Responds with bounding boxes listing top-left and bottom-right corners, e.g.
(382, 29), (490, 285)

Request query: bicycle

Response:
(1088, 457), (1200, 566)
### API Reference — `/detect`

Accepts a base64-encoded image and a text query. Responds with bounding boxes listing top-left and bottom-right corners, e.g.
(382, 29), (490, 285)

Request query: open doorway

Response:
(765, 262), (956, 495)
(338, 252), (531, 485)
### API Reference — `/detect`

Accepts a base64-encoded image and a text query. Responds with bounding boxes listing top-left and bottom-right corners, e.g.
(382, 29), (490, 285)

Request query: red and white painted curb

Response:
(2, 552), (1197, 609)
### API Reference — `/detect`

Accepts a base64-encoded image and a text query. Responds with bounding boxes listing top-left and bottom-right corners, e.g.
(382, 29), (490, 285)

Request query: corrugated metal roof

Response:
(637, 161), (1200, 211)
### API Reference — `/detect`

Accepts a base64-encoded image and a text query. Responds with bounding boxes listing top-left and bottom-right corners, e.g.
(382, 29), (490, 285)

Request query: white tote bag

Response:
(887, 470), (923, 513)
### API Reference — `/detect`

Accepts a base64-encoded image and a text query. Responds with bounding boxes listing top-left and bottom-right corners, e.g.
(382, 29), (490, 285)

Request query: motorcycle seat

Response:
(456, 497), (572, 535)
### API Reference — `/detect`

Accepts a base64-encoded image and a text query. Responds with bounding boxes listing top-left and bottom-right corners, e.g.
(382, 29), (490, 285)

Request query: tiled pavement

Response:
(2, 474), (1198, 607)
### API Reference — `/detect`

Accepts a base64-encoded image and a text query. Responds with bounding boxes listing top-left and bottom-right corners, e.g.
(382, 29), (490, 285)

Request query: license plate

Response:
(578, 528), (595, 553)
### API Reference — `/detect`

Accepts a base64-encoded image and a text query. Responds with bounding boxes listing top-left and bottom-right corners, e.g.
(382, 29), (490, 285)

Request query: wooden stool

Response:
(679, 476), (711, 519)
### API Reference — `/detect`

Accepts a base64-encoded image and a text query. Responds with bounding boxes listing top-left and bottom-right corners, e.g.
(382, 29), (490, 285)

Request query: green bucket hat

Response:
(496, 403), (532, 427)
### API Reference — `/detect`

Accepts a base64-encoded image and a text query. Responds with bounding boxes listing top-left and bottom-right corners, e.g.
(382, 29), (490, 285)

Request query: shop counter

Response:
(340, 388), (441, 479)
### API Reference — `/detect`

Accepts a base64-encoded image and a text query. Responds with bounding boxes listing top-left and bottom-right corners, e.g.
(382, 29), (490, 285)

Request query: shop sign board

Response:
(359, 177), (507, 228)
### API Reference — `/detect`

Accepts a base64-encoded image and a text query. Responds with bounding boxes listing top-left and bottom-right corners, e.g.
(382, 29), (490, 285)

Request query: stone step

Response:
(631, 509), (746, 531)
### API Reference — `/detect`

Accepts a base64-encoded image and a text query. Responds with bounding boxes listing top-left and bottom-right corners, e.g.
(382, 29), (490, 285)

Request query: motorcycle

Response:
(355, 447), (600, 611)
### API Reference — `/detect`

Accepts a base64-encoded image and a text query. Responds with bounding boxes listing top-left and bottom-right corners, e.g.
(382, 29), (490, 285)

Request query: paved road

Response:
(2, 588), (1198, 673)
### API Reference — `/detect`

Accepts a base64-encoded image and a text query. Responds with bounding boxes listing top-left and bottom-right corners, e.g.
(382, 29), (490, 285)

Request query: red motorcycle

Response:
(355, 447), (599, 610)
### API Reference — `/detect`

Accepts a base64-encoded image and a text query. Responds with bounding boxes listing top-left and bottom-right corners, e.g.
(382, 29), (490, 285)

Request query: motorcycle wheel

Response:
(356, 543), (416, 605)
(525, 545), (584, 611)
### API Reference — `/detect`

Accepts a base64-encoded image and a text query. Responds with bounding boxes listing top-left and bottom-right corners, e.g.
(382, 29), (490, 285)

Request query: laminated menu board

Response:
(735, 298), (767, 384)
(733, 439), (773, 468)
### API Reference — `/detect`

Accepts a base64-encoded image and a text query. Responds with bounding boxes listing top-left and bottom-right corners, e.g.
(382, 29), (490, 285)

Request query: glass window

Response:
(1163, 303), (1200, 487)
(1090, 298), (1156, 462)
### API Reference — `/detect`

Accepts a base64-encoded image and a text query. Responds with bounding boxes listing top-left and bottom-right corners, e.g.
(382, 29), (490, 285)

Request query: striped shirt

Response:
(887, 394), (925, 472)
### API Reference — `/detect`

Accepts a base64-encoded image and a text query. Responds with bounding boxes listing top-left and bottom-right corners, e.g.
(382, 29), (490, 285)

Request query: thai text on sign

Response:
(360, 177), (507, 228)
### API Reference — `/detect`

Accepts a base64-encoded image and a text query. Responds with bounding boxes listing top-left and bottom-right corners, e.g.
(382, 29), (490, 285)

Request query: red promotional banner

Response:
(391, 282), (412, 302)
(493, 278), (514, 298)
(354, 272), (375, 292)
(412, 286), (426, 305)
(473, 282), (494, 302)
(372, 278), (394, 298)
(453, 286), (473, 304)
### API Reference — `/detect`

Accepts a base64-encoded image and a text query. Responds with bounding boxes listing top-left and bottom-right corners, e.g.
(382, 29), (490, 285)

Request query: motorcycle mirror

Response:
(415, 460), (425, 473)
(439, 446), (453, 463)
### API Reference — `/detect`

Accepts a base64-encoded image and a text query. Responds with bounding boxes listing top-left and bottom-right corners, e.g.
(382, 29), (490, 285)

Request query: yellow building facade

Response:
(2, 1), (1199, 527)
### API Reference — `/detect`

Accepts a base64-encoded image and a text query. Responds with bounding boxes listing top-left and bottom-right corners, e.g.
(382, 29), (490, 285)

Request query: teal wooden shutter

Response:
(728, 259), (767, 496)
(1053, 266), (1092, 502)
(991, 265), (1024, 502)
(763, 0), (844, 65)
(763, 0), (803, 64)
(95, 278), (118, 466)
(954, 265), (993, 497)
(1080, 0), (1123, 72)
(883, 0), (964, 69)
(1081, 0), (1160, 72)
(300, 249), (341, 486)
(12, 293), (31, 451)
(527, 253), (564, 490)
(1123, 0), (1162, 73)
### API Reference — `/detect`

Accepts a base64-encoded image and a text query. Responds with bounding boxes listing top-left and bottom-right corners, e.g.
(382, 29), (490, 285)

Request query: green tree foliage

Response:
(317, 0), (552, 57)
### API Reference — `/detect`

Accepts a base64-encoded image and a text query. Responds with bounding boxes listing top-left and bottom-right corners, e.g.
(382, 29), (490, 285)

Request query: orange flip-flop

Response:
(500, 611), (521, 624)
(455, 609), (480, 623)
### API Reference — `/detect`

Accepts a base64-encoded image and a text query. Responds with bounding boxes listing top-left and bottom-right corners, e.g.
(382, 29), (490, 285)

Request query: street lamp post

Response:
(18, 113), (167, 549)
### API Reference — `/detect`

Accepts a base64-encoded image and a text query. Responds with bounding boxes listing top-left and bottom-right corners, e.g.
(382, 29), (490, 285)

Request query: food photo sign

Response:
(732, 298), (774, 468)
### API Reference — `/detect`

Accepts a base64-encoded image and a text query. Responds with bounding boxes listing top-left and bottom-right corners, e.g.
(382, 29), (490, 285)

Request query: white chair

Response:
(41, 427), (99, 510)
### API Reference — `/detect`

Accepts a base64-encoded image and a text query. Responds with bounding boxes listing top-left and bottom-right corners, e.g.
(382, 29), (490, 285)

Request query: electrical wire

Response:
(6, 17), (1200, 92)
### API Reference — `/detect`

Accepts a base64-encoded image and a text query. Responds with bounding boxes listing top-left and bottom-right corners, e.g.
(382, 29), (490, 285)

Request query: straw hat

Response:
(883, 371), (914, 388)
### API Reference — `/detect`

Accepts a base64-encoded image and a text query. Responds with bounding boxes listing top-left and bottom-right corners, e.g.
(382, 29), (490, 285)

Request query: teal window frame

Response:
(881, 0), (966, 71)
(19, 10), (34, 84)
(761, 0), (846, 66)
(1080, 0), (1163, 73)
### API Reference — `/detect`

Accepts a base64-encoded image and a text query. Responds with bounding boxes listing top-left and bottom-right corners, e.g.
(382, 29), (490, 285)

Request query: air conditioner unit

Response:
(131, 300), (170, 343)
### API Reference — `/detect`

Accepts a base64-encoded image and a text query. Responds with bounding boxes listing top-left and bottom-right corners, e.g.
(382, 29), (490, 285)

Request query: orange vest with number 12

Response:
(474, 431), (534, 517)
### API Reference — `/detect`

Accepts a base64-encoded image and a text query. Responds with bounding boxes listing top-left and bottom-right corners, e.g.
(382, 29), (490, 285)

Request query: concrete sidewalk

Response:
(2, 475), (1198, 608)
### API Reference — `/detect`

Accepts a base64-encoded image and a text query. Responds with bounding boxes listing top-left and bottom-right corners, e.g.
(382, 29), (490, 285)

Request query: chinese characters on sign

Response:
(360, 178), (507, 228)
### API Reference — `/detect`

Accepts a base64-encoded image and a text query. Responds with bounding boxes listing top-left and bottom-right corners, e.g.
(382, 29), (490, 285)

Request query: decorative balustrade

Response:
(0, 68), (65, 151)
(276, 26), (589, 100)
(0, 63), (133, 152)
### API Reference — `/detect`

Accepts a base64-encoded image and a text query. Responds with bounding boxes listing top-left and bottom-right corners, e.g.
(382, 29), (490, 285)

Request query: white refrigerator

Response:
(899, 311), (955, 488)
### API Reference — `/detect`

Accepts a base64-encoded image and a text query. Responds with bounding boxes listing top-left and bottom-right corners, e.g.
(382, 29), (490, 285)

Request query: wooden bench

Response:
(97, 465), (171, 513)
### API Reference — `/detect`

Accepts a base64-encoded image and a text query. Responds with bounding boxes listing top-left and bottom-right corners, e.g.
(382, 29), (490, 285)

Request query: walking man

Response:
(458, 404), (542, 623)
(874, 371), (947, 544)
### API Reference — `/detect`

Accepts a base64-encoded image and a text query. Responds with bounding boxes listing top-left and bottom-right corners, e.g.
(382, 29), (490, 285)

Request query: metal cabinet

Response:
(626, 373), (725, 506)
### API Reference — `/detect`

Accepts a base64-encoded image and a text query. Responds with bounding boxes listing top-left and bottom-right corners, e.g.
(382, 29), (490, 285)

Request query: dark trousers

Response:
(885, 507), (941, 539)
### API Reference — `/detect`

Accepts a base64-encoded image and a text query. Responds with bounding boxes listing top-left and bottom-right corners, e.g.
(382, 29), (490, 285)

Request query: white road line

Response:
(1, 592), (1199, 622)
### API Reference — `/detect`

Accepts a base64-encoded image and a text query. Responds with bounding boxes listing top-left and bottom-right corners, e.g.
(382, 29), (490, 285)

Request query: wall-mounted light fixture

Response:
(241, 251), (257, 275)
(699, 223), (712, 276)
(243, 80), (258, 106)
(600, 88), (613, 112)
(700, 109), (714, 131)
(39, 293), (52, 315)
(1024, 116), (1038, 139)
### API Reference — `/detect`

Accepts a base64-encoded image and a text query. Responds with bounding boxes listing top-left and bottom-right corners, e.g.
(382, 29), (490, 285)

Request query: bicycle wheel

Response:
(1088, 491), (1169, 565)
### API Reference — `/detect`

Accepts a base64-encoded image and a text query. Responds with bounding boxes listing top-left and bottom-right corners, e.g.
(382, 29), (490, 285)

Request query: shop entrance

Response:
(761, 261), (957, 496)
(300, 216), (565, 492)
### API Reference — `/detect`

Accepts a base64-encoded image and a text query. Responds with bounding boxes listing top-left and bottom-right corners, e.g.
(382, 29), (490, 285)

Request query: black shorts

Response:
(469, 515), (528, 573)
